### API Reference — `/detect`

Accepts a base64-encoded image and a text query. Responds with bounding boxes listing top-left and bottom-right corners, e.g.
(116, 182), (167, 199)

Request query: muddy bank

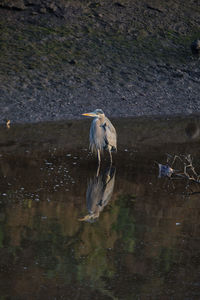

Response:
(0, 0), (200, 124)
(0, 116), (200, 155)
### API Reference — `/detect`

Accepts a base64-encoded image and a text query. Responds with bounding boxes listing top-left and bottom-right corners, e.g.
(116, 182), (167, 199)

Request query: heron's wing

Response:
(104, 117), (117, 150)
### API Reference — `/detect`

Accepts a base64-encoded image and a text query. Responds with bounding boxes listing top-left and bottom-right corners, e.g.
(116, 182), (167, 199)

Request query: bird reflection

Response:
(79, 165), (116, 222)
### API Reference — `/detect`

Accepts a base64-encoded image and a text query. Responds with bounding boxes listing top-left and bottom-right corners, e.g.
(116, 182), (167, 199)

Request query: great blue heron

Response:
(79, 166), (116, 222)
(82, 109), (117, 165)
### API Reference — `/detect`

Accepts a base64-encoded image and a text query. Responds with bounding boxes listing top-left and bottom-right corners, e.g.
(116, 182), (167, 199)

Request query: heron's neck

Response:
(97, 115), (105, 124)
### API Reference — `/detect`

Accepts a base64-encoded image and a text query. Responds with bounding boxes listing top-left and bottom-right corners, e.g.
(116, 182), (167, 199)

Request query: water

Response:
(0, 116), (200, 299)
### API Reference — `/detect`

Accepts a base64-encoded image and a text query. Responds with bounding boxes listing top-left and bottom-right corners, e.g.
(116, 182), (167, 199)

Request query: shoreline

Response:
(1, 111), (200, 126)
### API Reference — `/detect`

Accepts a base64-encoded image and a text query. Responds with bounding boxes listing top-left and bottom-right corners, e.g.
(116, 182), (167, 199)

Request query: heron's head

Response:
(82, 109), (104, 118)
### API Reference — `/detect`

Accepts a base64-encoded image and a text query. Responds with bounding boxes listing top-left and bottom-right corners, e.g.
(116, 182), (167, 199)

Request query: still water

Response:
(0, 116), (200, 299)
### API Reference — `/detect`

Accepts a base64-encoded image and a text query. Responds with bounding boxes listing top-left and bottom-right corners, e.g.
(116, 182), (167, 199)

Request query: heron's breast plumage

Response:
(89, 116), (117, 154)
(90, 118), (106, 152)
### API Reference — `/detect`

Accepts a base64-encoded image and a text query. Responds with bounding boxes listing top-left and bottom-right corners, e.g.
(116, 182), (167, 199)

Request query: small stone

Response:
(40, 56), (48, 62)
(191, 39), (200, 56)
(0, 0), (26, 10)
(114, 2), (125, 8)
(69, 59), (76, 65)
(39, 7), (47, 14)
(48, 3), (57, 12)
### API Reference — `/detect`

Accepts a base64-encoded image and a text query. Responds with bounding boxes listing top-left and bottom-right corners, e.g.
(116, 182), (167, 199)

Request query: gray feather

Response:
(89, 116), (117, 153)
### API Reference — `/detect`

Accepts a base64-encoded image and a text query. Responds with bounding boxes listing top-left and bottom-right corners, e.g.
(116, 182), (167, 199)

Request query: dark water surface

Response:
(0, 116), (200, 300)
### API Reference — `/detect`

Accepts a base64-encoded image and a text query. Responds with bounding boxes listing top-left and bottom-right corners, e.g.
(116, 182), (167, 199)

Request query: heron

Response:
(82, 109), (117, 165)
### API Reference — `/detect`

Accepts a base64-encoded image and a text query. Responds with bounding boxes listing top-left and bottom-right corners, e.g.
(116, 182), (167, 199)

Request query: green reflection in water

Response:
(112, 195), (136, 253)
(0, 226), (4, 248)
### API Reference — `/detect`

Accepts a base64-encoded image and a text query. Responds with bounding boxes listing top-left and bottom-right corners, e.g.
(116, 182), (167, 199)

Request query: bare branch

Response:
(157, 154), (200, 187)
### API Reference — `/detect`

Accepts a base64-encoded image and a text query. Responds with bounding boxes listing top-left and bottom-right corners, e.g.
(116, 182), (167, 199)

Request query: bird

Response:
(82, 109), (117, 165)
(191, 39), (200, 56)
(79, 166), (116, 222)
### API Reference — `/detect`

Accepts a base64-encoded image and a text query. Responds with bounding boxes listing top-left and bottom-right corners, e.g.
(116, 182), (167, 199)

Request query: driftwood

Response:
(157, 154), (200, 196)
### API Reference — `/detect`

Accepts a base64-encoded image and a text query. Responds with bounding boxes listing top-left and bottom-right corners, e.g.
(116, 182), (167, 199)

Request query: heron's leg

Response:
(96, 163), (100, 177)
(97, 149), (101, 165)
(109, 149), (112, 165)
(96, 150), (101, 177)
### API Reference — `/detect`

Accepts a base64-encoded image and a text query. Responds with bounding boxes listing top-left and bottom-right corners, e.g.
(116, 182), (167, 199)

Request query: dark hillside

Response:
(0, 0), (200, 123)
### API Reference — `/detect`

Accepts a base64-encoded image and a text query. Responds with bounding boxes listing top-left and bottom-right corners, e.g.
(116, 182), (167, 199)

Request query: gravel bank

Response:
(0, 0), (200, 124)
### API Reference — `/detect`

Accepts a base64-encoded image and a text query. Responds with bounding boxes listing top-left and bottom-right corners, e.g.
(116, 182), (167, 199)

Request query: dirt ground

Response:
(0, 0), (200, 124)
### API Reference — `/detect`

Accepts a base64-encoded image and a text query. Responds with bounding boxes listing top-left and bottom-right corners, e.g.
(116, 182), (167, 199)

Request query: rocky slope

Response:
(0, 0), (200, 123)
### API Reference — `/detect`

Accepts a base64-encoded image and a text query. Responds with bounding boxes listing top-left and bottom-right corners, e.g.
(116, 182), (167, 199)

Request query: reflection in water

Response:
(79, 166), (116, 222)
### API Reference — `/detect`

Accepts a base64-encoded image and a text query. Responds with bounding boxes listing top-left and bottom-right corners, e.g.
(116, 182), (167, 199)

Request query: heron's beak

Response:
(82, 112), (97, 117)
